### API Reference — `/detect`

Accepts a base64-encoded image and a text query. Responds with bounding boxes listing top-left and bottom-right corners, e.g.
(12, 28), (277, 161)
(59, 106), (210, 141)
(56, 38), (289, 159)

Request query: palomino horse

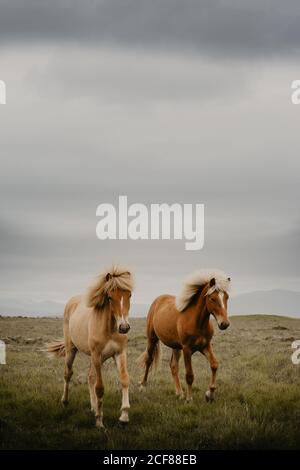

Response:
(47, 266), (134, 428)
(140, 270), (230, 402)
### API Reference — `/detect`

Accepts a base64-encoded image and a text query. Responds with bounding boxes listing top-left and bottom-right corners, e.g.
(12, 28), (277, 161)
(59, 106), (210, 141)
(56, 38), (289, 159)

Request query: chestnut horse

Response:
(46, 266), (133, 428)
(140, 270), (231, 402)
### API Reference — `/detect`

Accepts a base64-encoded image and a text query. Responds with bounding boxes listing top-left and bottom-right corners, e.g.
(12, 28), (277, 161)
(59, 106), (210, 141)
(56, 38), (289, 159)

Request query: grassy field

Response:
(1, 314), (300, 450)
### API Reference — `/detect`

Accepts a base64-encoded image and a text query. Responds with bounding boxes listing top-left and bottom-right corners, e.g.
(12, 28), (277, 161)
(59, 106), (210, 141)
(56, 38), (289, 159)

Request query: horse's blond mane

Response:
(85, 265), (134, 310)
(175, 269), (230, 312)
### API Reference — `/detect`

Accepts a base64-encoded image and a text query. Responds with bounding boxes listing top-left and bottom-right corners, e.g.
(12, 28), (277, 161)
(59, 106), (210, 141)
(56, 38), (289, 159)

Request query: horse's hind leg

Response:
(202, 344), (218, 403)
(61, 299), (78, 406)
(170, 349), (184, 399)
(62, 344), (77, 406)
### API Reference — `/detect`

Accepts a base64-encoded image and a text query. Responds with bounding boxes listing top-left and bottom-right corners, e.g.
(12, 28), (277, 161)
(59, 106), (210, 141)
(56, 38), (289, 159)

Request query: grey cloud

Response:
(1, 27), (300, 307)
(30, 48), (250, 104)
(0, 1), (300, 58)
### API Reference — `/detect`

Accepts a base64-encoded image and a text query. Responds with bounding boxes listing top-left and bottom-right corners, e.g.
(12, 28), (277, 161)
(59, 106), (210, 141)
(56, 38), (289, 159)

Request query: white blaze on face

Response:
(117, 295), (127, 328)
(218, 292), (225, 309)
(120, 295), (124, 315)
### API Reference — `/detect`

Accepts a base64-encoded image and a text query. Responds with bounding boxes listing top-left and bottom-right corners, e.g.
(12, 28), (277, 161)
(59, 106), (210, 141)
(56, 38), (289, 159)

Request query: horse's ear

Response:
(106, 273), (112, 282)
(209, 277), (216, 287)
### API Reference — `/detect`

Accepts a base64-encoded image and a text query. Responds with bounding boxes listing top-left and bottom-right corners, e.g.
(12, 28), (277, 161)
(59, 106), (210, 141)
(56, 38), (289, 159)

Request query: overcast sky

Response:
(0, 1), (300, 308)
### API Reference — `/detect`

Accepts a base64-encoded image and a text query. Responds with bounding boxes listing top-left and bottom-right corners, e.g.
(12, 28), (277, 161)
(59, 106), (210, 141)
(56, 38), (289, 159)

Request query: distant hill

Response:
(130, 304), (149, 317)
(230, 289), (300, 317)
(131, 292), (300, 318)
(1, 290), (299, 318)
(0, 298), (149, 318)
(0, 299), (64, 317)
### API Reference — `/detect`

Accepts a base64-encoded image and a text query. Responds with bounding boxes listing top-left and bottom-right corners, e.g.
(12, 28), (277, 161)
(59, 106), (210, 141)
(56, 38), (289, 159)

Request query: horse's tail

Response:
(43, 296), (80, 359)
(44, 340), (66, 358)
(151, 340), (161, 370)
(138, 340), (161, 372)
(138, 298), (161, 373)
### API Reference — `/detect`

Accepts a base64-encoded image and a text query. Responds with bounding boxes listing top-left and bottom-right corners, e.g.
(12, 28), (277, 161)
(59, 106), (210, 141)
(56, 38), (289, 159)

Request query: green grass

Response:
(1, 315), (300, 449)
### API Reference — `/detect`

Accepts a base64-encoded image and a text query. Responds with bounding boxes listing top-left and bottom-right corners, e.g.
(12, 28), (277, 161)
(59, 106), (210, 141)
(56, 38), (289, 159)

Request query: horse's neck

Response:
(95, 304), (115, 335)
(194, 290), (210, 328)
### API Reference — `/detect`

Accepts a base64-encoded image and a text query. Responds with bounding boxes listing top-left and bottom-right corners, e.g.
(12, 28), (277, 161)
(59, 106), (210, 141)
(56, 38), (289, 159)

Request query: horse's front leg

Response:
(183, 346), (194, 402)
(91, 350), (105, 428)
(115, 350), (130, 424)
(202, 343), (218, 402)
(88, 361), (97, 413)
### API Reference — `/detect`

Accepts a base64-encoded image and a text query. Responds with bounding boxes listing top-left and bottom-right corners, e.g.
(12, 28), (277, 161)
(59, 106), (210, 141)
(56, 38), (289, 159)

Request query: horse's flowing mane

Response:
(175, 269), (230, 312)
(85, 265), (134, 309)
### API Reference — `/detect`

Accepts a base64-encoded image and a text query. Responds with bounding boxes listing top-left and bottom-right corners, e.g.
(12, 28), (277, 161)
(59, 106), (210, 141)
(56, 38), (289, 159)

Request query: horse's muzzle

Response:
(218, 320), (230, 330)
(118, 323), (130, 334)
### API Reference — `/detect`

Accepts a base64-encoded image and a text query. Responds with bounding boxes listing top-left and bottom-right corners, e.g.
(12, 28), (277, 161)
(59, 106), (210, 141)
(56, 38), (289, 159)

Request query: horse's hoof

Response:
(139, 384), (146, 392)
(185, 397), (193, 403)
(176, 392), (185, 400)
(118, 419), (129, 427)
(95, 418), (106, 430)
(205, 390), (214, 403)
(61, 399), (69, 407)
